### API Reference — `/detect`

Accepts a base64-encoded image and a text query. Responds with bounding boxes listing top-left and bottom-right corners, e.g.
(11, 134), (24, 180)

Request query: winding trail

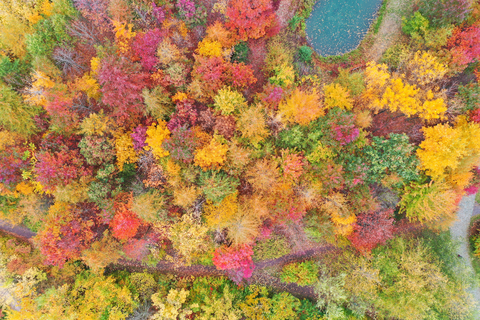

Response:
(0, 221), (330, 301)
(367, 0), (410, 62)
(450, 194), (480, 316)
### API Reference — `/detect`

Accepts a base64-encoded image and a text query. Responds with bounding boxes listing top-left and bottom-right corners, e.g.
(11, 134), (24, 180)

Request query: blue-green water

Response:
(305, 0), (383, 56)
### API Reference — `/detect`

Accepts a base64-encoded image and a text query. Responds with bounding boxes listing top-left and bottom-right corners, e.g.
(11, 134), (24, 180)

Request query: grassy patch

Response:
(372, 0), (389, 34)
(469, 215), (480, 278)
(476, 191), (480, 204)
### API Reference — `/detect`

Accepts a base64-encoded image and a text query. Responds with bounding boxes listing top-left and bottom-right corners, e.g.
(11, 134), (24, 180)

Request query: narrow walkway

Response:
(450, 194), (480, 316)
(368, 0), (410, 61)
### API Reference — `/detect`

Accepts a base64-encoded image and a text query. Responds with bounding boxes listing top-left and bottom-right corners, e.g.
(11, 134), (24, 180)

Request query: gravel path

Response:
(368, 0), (410, 62)
(450, 194), (480, 315)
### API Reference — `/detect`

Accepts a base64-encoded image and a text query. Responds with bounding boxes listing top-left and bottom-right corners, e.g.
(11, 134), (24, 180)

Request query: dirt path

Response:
(450, 194), (480, 316)
(0, 220), (332, 301)
(367, 0), (410, 62)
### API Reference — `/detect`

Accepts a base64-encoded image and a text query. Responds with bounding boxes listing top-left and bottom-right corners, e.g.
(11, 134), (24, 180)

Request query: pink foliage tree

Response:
(132, 28), (163, 71)
(212, 244), (255, 283)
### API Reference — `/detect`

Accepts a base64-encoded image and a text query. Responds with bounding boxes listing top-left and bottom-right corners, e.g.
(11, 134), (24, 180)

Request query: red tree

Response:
(110, 194), (143, 241)
(99, 57), (150, 125)
(212, 244), (255, 283)
(132, 28), (163, 71)
(37, 204), (95, 267)
(34, 149), (91, 192)
(226, 62), (257, 88)
(347, 209), (395, 254)
(225, 0), (277, 40)
(448, 23), (480, 68)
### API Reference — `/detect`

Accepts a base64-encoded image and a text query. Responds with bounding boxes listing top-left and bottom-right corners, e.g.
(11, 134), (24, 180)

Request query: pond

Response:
(305, 0), (384, 56)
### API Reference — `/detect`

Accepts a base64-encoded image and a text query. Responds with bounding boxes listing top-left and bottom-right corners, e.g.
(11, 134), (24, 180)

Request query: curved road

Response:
(450, 194), (480, 316)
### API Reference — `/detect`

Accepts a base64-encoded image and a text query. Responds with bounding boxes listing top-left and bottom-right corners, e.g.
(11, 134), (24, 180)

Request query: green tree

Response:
(0, 81), (39, 136)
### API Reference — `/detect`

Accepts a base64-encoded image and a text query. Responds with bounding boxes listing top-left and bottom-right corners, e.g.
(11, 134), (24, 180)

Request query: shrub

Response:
(198, 170), (239, 203)
(297, 45), (313, 63)
(280, 260), (319, 286)
(253, 235), (291, 260)
(231, 41), (249, 63)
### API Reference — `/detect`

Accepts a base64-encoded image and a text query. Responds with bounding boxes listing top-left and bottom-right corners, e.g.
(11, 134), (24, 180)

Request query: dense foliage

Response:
(1, 0), (480, 318)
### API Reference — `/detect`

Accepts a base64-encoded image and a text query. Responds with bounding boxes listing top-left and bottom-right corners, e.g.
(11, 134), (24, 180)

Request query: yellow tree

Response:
(194, 136), (229, 170)
(278, 87), (324, 126)
(145, 120), (171, 159)
(406, 51), (447, 86)
(417, 117), (480, 189)
(237, 104), (270, 146)
(323, 83), (353, 110)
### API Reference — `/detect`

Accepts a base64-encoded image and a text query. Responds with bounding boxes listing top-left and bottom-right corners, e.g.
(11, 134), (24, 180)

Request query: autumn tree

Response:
(399, 181), (459, 231)
(36, 202), (95, 267)
(212, 244), (255, 282)
(194, 135), (229, 170)
(448, 23), (480, 70)
(0, 82), (39, 136)
(168, 214), (209, 265)
(225, 0), (277, 41)
(98, 56), (149, 125)
(278, 87), (324, 126)
(417, 117), (480, 189)
(347, 209), (395, 253)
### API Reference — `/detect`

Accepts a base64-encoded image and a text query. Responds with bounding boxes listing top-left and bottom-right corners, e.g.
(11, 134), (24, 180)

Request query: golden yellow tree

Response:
(323, 83), (353, 110)
(145, 121), (171, 159)
(278, 87), (324, 126)
(194, 136), (229, 170)
(237, 105), (270, 146)
(417, 117), (480, 189)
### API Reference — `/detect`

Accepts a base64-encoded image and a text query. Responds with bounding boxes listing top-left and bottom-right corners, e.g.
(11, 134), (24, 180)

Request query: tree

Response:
(114, 131), (138, 171)
(168, 214), (209, 265)
(417, 118), (480, 188)
(34, 149), (91, 192)
(194, 136), (229, 170)
(213, 86), (246, 115)
(278, 87), (324, 125)
(144, 121), (171, 160)
(237, 105), (270, 146)
(81, 231), (122, 271)
(110, 203), (142, 241)
(418, 0), (471, 27)
(406, 51), (447, 86)
(163, 125), (198, 163)
(448, 23), (480, 70)
(212, 244), (255, 282)
(98, 56), (149, 125)
(399, 181), (459, 231)
(0, 82), (39, 136)
(323, 83), (353, 110)
(347, 209), (395, 253)
(36, 202), (95, 267)
(132, 28), (162, 71)
(196, 38), (223, 57)
(226, 0), (277, 41)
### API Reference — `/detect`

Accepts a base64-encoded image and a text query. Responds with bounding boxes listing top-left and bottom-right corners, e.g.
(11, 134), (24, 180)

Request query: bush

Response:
(297, 45), (313, 63)
(253, 235), (291, 260)
(280, 260), (319, 286)
(231, 41), (249, 63)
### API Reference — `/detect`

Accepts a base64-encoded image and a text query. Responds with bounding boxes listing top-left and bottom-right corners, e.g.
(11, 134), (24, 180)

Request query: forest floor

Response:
(367, 0), (411, 62)
(450, 194), (480, 315)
